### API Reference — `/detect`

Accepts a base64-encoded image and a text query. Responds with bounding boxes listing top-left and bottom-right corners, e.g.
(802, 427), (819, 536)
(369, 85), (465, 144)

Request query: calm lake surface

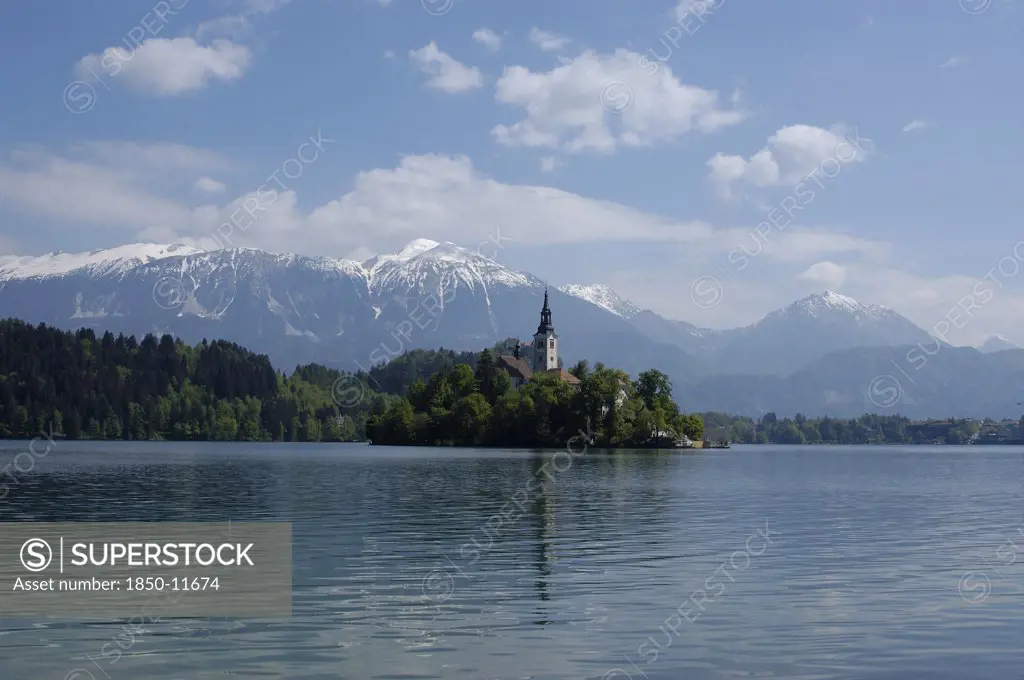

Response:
(0, 442), (1022, 679)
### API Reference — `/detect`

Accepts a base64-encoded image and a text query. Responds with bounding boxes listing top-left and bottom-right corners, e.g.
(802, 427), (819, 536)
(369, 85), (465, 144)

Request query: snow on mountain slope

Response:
(0, 243), (204, 280)
(558, 284), (641, 318)
(712, 290), (931, 375)
(0, 238), (533, 295)
(759, 290), (897, 326)
(364, 240), (537, 296)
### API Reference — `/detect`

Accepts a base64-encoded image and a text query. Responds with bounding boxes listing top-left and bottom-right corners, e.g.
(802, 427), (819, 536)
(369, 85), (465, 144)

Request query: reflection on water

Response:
(0, 441), (1023, 679)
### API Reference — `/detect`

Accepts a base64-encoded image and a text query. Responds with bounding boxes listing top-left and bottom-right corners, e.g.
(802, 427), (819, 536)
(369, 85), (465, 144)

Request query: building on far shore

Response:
(496, 289), (580, 388)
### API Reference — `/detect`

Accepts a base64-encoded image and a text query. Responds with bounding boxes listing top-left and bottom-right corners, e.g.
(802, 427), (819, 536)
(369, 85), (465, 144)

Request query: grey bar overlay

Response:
(0, 522), (292, 618)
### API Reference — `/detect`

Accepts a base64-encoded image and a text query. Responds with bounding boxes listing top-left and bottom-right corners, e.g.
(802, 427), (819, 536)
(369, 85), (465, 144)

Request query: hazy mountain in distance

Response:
(677, 345), (1024, 419)
(560, 284), (933, 376)
(703, 291), (935, 375)
(978, 334), (1019, 353)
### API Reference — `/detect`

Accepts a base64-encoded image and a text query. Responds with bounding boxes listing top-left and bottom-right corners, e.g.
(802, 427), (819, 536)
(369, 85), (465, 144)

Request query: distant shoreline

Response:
(4, 438), (1021, 448)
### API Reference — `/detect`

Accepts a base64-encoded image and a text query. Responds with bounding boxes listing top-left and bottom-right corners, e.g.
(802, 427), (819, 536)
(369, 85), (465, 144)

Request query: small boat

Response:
(703, 440), (731, 449)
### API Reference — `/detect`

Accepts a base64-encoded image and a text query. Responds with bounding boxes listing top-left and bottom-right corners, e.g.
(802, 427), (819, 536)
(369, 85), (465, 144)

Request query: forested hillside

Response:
(700, 412), (988, 444)
(0, 320), (384, 441)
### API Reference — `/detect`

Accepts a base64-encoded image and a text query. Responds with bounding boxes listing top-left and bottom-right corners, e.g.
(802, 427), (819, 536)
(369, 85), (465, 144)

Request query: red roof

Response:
(496, 355), (533, 380)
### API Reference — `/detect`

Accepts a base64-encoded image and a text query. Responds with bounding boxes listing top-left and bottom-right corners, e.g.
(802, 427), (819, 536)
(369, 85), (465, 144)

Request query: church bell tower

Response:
(533, 288), (558, 371)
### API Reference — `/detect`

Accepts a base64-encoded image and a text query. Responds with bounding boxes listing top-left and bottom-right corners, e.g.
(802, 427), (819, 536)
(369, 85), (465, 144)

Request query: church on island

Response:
(496, 289), (581, 387)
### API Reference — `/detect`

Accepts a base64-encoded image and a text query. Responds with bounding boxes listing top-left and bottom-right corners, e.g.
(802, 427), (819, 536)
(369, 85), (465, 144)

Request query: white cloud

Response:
(0, 144), (893, 267)
(76, 38), (251, 96)
(821, 263), (1024, 347)
(303, 155), (716, 252)
(250, 155), (890, 275)
(539, 156), (561, 172)
(0, 229), (22, 260)
(902, 119), (928, 133)
(674, 0), (723, 21)
(473, 28), (502, 51)
(734, 230), (888, 264)
(799, 261), (847, 288)
(68, 141), (230, 173)
(528, 27), (571, 52)
(196, 15), (254, 41)
(16, 144), (999, 336)
(493, 48), (745, 154)
(941, 56), (964, 68)
(0, 146), (203, 231)
(241, 0), (292, 12)
(409, 42), (483, 93)
(196, 0), (291, 40)
(195, 177), (227, 194)
(707, 124), (872, 200)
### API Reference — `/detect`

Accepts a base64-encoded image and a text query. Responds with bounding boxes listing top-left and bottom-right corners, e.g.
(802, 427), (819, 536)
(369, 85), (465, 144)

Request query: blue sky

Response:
(0, 0), (1022, 343)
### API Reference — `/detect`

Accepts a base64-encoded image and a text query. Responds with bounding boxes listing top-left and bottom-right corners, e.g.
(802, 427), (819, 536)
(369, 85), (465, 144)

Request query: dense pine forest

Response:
(0, 319), (379, 441)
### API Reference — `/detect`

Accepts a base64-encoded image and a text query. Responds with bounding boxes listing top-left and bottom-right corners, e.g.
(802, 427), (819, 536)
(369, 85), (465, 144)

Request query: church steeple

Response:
(536, 287), (554, 335)
(532, 287), (558, 372)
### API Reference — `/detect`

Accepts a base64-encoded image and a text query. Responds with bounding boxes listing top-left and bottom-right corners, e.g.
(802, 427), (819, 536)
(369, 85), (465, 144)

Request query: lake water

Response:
(0, 442), (1022, 680)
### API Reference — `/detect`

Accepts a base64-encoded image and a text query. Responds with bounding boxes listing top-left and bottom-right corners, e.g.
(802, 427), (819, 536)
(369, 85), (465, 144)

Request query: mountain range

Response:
(2, 239), (1021, 419)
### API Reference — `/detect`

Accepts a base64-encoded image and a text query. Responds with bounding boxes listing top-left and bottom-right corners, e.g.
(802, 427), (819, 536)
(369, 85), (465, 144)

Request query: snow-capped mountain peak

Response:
(0, 243), (205, 280)
(362, 238), (536, 295)
(396, 238), (442, 260)
(558, 284), (641, 318)
(777, 290), (894, 323)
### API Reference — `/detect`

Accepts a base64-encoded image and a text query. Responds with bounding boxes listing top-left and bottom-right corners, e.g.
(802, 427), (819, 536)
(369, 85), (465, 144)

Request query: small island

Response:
(366, 290), (705, 448)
